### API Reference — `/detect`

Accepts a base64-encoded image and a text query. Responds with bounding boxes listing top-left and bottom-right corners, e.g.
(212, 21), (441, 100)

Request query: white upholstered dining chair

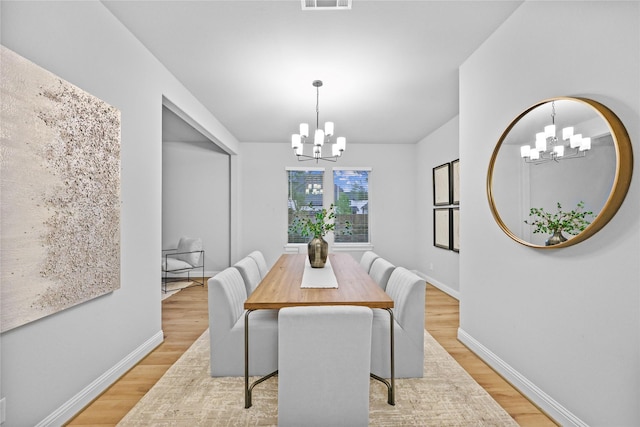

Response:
(359, 250), (379, 273)
(370, 267), (425, 378)
(368, 257), (395, 291)
(247, 250), (269, 279)
(278, 305), (373, 427)
(207, 267), (278, 376)
(232, 256), (262, 296)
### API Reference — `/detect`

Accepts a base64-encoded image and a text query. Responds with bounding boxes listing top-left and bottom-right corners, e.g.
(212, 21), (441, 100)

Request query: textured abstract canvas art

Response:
(0, 45), (121, 333)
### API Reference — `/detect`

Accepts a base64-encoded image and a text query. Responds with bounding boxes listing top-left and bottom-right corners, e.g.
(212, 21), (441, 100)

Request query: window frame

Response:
(284, 166), (373, 253)
(332, 167), (372, 251)
(286, 167), (325, 245)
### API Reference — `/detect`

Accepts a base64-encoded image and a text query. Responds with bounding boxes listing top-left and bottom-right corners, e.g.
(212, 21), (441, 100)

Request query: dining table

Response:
(243, 252), (395, 408)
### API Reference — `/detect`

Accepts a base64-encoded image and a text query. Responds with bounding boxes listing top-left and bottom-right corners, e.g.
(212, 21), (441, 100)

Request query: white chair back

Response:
(359, 250), (379, 273)
(208, 267), (278, 377)
(247, 250), (269, 279)
(369, 257), (395, 291)
(233, 256), (262, 296)
(370, 266), (425, 378)
(278, 305), (373, 427)
(208, 268), (247, 353)
(385, 267), (425, 339)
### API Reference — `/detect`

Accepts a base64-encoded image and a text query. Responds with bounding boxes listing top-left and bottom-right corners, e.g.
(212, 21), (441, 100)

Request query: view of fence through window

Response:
(334, 169), (369, 243)
(287, 169), (324, 243)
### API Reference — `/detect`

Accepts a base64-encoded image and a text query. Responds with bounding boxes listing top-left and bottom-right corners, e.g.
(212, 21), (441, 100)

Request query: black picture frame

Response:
(452, 207), (460, 252)
(451, 159), (460, 205)
(433, 208), (452, 250)
(433, 162), (451, 206)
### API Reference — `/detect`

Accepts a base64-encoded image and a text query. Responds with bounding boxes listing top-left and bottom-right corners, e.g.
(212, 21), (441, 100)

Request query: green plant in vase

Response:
(289, 203), (351, 267)
(524, 201), (595, 246)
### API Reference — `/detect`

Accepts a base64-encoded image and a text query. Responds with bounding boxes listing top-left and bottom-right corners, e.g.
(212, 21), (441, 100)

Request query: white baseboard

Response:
(36, 330), (164, 427)
(412, 270), (460, 300)
(457, 328), (587, 427)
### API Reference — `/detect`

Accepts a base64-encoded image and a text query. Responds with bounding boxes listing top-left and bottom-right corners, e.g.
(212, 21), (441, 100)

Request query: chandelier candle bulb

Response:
(520, 145), (531, 158)
(580, 137), (591, 151)
(292, 134), (301, 149)
(570, 133), (582, 148)
(544, 124), (556, 138)
(553, 145), (565, 157)
(535, 132), (547, 152)
(562, 126), (574, 140)
(325, 121), (334, 136)
(300, 123), (309, 138)
(530, 149), (540, 160)
(337, 136), (346, 151)
(314, 128), (325, 146)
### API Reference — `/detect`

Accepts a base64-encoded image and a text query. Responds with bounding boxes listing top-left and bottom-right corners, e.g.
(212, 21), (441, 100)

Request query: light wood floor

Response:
(66, 283), (210, 426)
(67, 281), (557, 426)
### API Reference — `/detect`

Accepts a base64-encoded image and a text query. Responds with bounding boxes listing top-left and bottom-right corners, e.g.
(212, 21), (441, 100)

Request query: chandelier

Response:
(520, 101), (591, 164)
(291, 80), (346, 162)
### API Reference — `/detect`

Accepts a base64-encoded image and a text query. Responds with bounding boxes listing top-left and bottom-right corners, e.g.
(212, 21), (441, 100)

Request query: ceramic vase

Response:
(308, 236), (328, 268)
(545, 230), (567, 246)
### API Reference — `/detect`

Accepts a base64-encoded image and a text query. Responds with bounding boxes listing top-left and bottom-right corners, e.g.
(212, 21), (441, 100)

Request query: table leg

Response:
(370, 308), (395, 405)
(244, 309), (278, 409)
(386, 307), (395, 405)
(244, 309), (253, 408)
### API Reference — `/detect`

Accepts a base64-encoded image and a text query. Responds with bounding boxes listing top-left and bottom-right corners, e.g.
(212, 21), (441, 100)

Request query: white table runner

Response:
(300, 257), (339, 288)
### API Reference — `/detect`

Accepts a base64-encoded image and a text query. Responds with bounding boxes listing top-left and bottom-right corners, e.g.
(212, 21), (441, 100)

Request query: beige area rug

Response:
(118, 329), (518, 426)
(161, 281), (193, 301)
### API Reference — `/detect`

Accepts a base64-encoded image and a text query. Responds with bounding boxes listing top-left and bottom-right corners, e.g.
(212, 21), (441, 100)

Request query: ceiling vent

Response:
(302, 0), (352, 10)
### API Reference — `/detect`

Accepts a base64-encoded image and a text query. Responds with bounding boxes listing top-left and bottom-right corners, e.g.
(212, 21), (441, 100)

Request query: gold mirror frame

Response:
(487, 97), (633, 249)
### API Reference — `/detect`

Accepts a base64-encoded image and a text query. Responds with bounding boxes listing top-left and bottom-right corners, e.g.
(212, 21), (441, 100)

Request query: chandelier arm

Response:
(524, 150), (587, 165)
(295, 153), (339, 163)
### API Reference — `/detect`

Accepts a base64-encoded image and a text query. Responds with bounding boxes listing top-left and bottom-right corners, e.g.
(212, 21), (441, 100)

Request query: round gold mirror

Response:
(487, 97), (633, 248)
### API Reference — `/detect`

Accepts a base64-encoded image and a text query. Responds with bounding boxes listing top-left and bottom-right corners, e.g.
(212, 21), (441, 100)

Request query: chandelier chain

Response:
(316, 84), (320, 130)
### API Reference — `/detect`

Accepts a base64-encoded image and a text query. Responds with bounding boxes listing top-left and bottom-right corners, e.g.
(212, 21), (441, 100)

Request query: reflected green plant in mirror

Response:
(524, 201), (595, 237)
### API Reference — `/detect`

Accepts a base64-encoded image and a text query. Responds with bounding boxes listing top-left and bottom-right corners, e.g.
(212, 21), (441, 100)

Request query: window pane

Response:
(333, 169), (369, 243)
(288, 170), (324, 243)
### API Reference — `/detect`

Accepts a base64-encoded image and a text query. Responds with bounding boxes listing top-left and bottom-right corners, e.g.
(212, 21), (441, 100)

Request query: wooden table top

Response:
(244, 253), (394, 310)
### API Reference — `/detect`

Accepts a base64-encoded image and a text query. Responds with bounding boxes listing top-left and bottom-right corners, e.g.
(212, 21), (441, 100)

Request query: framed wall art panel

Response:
(0, 45), (121, 332)
(433, 208), (452, 250)
(433, 162), (451, 206)
(451, 159), (460, 205)
(452, 207), (460, 252)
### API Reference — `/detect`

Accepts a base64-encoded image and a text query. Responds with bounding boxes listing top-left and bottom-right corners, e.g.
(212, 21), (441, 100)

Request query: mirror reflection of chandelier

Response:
(291, 80), (346, 162)
(520, 101), (591, 164)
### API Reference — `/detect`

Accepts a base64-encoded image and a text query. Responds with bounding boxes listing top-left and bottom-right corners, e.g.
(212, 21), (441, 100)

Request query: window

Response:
(333, 168), (370, 243)
(287, 168), (324, 243)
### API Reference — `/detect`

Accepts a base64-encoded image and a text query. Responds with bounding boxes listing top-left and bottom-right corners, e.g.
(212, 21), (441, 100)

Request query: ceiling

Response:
(103, 0), (522, 146)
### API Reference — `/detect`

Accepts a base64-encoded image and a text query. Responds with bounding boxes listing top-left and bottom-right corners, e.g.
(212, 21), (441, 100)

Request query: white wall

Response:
(416, 116), (460, 297)
(238, 142), (419, 270)
(162, 140), (230, 274)
(459, 2), (639, 425)
(0, 2), (237, 425)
